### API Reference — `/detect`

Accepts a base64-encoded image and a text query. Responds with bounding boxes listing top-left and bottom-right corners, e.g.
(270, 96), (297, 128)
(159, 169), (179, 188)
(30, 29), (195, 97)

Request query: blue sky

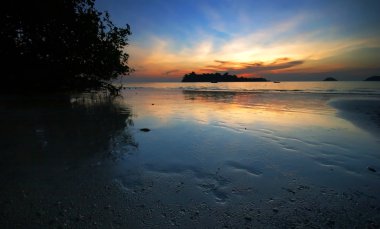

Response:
(97, 0), (380, 81)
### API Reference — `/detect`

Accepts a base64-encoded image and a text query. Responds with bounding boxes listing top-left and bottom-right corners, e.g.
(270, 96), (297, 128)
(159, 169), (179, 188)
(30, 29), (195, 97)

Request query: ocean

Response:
(125, 81), (380, 95)
(1, 81), (380, 227)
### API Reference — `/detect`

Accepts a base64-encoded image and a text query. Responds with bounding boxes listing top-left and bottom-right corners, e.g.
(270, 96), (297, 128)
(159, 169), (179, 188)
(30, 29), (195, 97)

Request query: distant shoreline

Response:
(181, 72), (268, 82)
(181, 79), (268, 83)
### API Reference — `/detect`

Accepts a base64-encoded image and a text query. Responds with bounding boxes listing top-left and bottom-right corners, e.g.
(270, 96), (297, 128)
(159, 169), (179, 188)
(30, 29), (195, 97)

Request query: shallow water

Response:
(119, 85), (380, 227)
(122, 87), (380, 190)
(127, 81), (380, 95)
(1, 83), (380, 228)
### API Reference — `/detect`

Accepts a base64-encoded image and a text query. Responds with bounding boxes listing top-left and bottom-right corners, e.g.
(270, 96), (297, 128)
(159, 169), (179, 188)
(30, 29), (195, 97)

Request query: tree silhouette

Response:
(1, 0), (131, 94)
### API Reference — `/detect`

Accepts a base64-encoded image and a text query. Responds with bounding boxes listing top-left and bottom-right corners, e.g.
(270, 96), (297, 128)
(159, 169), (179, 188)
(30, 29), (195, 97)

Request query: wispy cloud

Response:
(164, 69), (180, 75)
(125, 9), (380, 79)
(99, 0), (380, 80)
(200, 58), (304, 76)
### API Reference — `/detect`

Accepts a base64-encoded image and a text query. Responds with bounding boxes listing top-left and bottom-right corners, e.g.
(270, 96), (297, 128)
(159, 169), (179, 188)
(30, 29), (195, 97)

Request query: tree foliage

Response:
(1, 0), (131, 94)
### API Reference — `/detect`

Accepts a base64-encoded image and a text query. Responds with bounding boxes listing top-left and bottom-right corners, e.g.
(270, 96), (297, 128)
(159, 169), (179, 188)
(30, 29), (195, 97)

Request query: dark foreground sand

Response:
(1, 158), (379, 228)
(1, 94), (380, 228)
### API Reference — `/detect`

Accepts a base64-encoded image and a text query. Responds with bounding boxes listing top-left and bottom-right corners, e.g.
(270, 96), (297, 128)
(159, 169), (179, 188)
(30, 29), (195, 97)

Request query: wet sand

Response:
(329, 98), (380, 137)
(1, 90), (380, 228)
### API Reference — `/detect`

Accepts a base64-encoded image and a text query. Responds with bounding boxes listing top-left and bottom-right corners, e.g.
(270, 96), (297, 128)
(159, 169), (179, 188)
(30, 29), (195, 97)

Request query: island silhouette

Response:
(365, 76), (380, 81)
(323, 77), (338, 81)
(182, 72), (268, 82)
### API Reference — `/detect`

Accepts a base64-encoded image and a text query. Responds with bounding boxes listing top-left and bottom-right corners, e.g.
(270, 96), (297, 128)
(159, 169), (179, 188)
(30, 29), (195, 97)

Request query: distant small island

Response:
(364, 76), (380, 81)
(182, 72), (268, 82)
(323, 77), (337, 81)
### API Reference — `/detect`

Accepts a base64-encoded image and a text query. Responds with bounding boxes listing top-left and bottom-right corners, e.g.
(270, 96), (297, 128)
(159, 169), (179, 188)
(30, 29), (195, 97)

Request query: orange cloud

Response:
(125, 15), (380, 80)
(199, 58), (304, 76)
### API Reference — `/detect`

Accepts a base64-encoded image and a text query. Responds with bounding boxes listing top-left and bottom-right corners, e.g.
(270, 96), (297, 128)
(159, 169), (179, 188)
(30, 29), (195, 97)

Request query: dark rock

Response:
(140, 128), (151, 132)
(323, 77), (337, 81)
(283, 188), (295, 194)
(367, 166), (376, 172)
(272, 208), (279, 213)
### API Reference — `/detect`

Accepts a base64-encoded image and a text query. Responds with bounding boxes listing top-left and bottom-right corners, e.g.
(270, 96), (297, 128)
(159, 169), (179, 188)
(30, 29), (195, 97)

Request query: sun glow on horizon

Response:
(103, 0), (380, 81)
(128, 33), (380, 79)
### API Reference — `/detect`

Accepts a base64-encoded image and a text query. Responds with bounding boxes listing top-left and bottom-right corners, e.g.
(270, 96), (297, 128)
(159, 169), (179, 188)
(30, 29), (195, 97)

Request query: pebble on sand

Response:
(367, 166), (376, 172)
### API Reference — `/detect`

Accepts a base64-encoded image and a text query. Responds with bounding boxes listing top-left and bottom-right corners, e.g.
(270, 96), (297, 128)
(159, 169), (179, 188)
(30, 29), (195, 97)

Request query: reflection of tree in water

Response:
(182, 90), (237, 103)
(0, 94), (137, 166)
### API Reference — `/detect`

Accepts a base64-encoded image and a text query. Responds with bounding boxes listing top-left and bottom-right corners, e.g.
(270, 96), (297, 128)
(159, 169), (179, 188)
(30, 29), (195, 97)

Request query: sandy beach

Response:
(1, 84), (380, 228)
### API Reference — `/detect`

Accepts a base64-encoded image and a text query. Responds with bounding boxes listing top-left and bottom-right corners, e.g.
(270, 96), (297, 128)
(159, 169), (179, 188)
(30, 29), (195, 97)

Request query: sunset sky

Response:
(97, 0), (380, 81)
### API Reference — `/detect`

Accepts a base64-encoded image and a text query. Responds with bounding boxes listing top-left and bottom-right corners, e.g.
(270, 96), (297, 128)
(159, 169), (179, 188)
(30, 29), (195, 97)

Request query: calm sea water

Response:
(1, 81), (380, 227)
(125, 81), (380, 95)
(117, 81), (380, 227)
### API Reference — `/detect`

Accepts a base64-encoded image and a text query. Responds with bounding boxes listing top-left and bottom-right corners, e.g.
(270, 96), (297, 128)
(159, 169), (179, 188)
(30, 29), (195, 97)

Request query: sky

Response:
(96, 0), (380, 81)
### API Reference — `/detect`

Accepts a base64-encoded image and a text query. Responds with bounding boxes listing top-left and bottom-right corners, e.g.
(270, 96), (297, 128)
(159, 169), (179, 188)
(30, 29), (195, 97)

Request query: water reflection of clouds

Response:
(125, 89), (353, 134)
(121, 89), (380, 207)
(123, 89), (379, 178)
(183, 90), (337, 128)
